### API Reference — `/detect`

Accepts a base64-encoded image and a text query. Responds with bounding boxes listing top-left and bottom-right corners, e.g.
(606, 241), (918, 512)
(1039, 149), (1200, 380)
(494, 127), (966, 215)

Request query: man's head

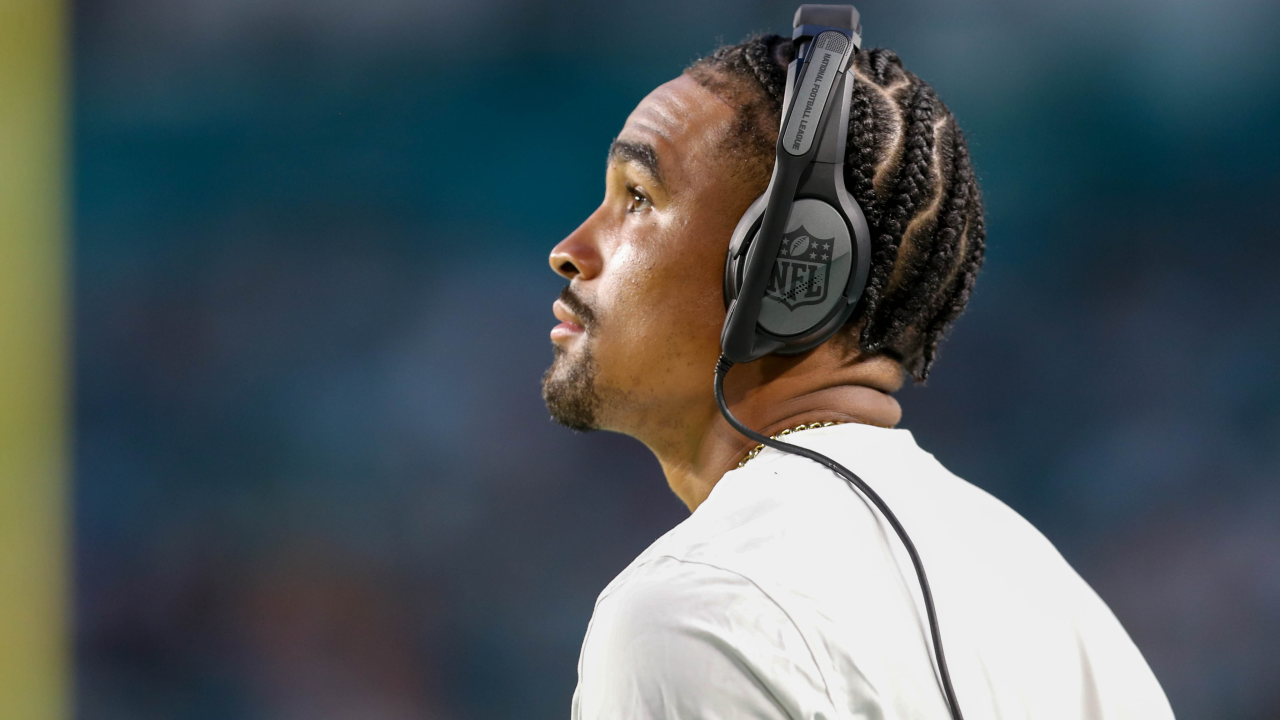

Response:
(543, 34), (985, 435)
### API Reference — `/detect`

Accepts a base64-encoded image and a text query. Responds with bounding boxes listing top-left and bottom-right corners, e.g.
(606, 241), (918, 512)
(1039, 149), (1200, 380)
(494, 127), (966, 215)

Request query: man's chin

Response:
(542, 349), (601, 432)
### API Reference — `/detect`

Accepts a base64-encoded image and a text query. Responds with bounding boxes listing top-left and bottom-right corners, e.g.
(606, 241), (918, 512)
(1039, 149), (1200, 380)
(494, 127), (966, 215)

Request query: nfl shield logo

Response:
(766, 225), (834, 310)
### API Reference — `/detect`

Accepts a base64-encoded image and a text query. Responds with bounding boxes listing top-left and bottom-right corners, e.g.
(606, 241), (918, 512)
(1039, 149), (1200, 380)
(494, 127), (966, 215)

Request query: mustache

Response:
(558, 286), (597, 328)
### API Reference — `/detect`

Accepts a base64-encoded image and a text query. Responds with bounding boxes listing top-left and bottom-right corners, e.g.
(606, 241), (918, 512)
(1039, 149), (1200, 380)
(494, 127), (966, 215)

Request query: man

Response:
(542, 30), (1174, 720)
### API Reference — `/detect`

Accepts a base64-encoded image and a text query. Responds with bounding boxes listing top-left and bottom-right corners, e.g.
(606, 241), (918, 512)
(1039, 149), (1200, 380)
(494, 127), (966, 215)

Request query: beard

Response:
(542, 286), (603, 431)
(542, 340), (601, 432)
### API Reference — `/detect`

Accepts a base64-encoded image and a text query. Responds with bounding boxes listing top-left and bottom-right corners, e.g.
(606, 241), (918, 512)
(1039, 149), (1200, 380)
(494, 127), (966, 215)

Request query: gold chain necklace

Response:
(737, 421), (844, 469)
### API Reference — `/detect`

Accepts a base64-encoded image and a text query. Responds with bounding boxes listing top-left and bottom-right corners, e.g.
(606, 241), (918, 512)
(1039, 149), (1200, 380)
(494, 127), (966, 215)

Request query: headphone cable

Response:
(713, 355), (964, 720)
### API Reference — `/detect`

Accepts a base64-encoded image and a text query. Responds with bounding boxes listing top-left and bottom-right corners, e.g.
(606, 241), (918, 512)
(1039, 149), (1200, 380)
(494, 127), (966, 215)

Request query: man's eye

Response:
(625, 184), (652, 213)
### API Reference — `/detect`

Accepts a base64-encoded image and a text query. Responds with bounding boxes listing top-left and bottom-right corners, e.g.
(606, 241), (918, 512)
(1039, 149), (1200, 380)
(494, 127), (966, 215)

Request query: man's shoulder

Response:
(578, 554), (837, 720)
(597, 555), (784, 629)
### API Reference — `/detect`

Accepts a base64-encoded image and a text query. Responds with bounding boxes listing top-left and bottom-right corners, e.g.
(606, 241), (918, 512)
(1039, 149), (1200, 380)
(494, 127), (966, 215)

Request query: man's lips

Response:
(551, 299), (585, 342)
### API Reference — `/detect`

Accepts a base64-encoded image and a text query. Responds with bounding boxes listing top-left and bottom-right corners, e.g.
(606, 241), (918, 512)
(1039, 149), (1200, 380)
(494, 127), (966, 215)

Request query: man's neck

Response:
(649, 352), (904, 511)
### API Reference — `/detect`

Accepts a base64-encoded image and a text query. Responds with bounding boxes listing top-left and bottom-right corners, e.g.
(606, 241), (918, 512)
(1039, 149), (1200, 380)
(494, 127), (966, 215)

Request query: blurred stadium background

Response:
(2, 0), (1278, 717)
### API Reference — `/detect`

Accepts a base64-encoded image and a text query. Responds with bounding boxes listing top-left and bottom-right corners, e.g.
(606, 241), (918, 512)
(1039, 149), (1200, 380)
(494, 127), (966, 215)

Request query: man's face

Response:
(542, 74), (759, 434)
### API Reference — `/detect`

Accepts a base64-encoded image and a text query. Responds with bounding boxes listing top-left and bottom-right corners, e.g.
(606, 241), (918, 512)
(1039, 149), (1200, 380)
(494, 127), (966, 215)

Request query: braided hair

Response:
(687, 35), (986, 382)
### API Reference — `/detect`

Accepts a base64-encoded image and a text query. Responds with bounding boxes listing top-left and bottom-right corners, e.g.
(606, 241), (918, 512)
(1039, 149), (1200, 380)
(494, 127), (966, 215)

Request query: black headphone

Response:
(712, 7), (966, 719)
(721, 5), (871, 364)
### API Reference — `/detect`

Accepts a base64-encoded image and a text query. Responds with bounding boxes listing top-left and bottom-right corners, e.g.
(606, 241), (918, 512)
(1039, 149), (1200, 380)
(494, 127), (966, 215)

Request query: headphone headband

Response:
(793, 3), (861, 40)
(719, 7), (865, 364)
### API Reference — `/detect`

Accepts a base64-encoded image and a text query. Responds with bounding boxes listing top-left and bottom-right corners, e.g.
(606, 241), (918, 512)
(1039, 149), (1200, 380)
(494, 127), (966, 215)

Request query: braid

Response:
(860, 81), (938, 352)
(873, 105), (961, 356)
(918, 129), (986, 375)
(846, 82), (881, 230)
(688, 35), (986, 381)
(868, 47), (902, 85)
(740, 35), (791, 110)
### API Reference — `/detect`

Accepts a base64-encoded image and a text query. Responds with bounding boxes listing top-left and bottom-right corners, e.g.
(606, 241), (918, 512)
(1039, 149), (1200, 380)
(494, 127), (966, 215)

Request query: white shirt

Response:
(571, 424), (1174, 720)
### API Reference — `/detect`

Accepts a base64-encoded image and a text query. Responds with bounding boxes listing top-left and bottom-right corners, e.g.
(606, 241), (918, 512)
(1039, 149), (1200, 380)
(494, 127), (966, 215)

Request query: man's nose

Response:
(549, 223), (603, 281)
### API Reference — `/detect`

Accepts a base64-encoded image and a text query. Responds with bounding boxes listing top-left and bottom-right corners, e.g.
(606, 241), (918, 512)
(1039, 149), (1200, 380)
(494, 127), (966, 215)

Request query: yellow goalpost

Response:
(0, 0), (69, 717)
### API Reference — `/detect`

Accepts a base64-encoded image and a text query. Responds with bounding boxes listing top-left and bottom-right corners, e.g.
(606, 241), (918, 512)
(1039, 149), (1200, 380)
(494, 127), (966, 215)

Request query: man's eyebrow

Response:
(607, 139), (666, 190)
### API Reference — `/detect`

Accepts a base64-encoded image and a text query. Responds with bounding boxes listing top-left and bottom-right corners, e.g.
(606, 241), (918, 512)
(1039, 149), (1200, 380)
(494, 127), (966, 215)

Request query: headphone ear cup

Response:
(723, 195), (768, 308)
(723, 188), (867, 357)
(724, 248), (746, 305)
(755, 198), (855, 342)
